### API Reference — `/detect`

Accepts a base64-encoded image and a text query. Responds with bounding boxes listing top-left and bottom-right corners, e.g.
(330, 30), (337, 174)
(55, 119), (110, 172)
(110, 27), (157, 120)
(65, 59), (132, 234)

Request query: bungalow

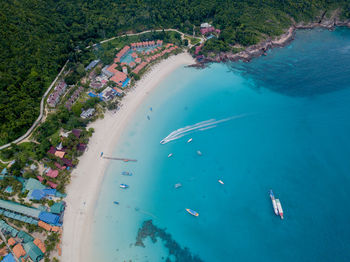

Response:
(54, 151), (65, 159)
(85, 59), (100, 71)
(72, 129), (82, 138)
(135, 57), (142, 64)
(80, 108), (95, 119)
(47, 181), (58, 189)
(46, 169), (59, 178)
(131, 52), (138, 58)
(113, 87), (123, 96)
(47, 146), (56, 155)
(129, 62), (136, 68)
(54, 162), (66, 170)
(156, 40), (163, 46)
(62, 158), (73, 167)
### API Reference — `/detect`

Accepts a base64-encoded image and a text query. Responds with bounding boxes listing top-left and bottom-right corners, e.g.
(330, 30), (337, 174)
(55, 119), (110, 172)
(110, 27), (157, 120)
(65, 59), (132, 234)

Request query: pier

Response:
(102, 156), (137, 162)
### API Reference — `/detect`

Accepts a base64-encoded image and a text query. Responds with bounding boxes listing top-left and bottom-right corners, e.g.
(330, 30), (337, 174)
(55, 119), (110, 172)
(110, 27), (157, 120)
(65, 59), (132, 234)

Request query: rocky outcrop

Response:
(199, 12), (350, 64)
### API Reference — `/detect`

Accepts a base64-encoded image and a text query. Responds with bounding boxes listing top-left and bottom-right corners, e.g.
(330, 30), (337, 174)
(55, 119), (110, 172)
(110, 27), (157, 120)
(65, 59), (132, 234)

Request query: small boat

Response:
(186, 209), (199, 217)
(187, 138), (193, 143)
(113, 201), (119, 205)
(121, 171), (132, 176)
(269, 190), (278, 216)
(276, 199), (284, 219)
(147, 115), (150, 120)
(218, 179), (224, 185)
(168, 153), (173, 158)
(120, 184), (129, 189)
(174, 183), (182, 189)
(196, 150), (202, 156)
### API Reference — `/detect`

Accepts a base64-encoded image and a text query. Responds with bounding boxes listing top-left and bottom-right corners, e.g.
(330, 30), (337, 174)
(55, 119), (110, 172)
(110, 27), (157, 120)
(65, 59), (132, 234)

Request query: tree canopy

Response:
(1, 0), (349, 145)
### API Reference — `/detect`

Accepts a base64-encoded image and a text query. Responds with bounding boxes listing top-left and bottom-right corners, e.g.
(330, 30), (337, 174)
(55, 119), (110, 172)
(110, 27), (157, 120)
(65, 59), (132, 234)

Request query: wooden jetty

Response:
(102, 156), (137, 162)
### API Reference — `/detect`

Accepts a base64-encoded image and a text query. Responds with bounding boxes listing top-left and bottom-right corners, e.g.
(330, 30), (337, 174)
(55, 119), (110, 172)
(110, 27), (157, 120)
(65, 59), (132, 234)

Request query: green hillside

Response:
(1, 0), (349, 145)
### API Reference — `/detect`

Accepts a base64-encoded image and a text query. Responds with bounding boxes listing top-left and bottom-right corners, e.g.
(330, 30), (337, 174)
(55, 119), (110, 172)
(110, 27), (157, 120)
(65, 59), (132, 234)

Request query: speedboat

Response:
(186, 209), (199, 217)
(120, 184), (129, 189)
(218, 179), (224, 185)
(121, 171), (132, 176)
(168, 153), (173, 158)
(113, 201), (119, 205)
(187, 138), (193, 143)
(174, 183), (182, 189)
(196, 150), (202, 156)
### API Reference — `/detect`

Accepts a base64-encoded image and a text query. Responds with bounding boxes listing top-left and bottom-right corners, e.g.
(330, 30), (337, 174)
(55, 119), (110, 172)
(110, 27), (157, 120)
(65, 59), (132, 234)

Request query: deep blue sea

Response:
(89, 28), (350, 261)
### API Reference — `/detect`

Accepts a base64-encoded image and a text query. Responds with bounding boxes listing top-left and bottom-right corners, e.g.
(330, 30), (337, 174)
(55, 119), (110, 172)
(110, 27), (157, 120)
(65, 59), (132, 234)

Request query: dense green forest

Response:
(1, 0), (350, 146)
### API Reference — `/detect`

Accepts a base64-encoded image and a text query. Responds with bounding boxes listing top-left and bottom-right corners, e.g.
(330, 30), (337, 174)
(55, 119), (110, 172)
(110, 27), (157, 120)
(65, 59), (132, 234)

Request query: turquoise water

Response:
(90, 28), (350, 261)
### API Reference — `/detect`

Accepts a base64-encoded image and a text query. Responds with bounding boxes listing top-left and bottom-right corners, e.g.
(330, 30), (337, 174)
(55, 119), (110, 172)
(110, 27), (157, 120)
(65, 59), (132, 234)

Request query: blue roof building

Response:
(1, 253), (16, 262)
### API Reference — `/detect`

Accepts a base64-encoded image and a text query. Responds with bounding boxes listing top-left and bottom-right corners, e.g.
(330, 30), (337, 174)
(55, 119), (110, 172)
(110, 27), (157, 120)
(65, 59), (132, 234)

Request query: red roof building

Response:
(46, 169), (59, 178)
(133, 62), (148, 74)
(131, 52), (138, 58)
(115, 46), (130, 62)
(110, 70), (127, 86)
(135, 57), (142, 63)
(129, 62), (136, 68)
(47, 181), (58, 189)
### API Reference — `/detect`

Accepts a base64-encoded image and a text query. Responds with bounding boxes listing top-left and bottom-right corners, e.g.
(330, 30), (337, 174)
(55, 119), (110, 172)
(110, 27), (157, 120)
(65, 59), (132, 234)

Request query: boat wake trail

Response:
(160, 114), (248, 144)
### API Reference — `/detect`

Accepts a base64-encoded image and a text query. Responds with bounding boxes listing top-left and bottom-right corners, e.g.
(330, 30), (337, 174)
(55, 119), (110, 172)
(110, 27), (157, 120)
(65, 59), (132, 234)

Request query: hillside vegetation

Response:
(1, 0), (349, 145)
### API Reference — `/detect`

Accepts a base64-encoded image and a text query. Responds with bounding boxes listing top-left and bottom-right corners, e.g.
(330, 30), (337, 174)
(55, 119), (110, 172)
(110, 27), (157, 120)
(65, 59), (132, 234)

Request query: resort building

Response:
(133, 61), (148, 74)
(102, 65), (114, 78)
(85, 59), (100, 71)
(47, 81), (67, 107)
(114, 45), (130, 63)
(65, 86), (84, 110)
(200, 22), (220, 35)
(80, 108), (95, 119)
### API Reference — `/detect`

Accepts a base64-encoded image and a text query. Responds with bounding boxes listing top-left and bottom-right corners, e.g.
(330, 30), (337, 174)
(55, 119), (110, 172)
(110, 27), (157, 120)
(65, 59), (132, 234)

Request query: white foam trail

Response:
(160, 114), (247, 144)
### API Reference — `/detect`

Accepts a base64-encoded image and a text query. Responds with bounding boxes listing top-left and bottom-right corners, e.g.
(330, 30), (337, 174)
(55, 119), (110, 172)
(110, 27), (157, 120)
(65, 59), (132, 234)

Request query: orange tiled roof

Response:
(110, 71), (127, 86)
(34, 238), (46, 253)
(8, 238), (16, 246)
(13, 244), (26, 258)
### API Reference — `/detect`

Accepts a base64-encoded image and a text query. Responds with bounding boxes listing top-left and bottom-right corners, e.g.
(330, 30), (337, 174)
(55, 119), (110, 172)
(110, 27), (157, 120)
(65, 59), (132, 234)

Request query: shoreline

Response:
(202, 16), (350, 63)
(61, 52), (195, 262)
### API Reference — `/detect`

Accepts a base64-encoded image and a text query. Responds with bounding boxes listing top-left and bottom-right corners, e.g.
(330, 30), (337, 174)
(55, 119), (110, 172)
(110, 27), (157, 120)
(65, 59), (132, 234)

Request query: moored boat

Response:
(168, 153), (173, 158)
(269, 190), (278, 216)
(196, 150), (202, 156)
(275, 199), (284, 219)
(218, 179), (224, 185)
(174, 183), (182, 189)
(113, 201), (119, 205)
(120, 184), (129, 189)
(187, 138), (193, 143)
(121, 171), (132, 176)
(186, 208), (199, 217)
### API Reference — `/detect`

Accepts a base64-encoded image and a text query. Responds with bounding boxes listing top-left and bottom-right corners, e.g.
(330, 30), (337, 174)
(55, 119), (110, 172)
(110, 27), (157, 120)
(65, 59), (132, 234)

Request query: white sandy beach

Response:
(61, 52), (195, 262)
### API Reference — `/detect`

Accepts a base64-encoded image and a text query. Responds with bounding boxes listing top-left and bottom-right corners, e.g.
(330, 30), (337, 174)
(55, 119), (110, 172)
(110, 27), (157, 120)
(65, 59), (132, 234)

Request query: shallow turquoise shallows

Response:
(90, 28), (350, 262)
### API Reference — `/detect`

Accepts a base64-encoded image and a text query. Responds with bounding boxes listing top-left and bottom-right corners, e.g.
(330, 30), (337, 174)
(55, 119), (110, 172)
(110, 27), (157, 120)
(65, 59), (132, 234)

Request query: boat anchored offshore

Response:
(187, 138), (193, 143)
(120, 184), (129, 189)
(113, 201), (119, 205)
(174, 183), (182, 189)
(186, 209), (199, 217)
(218, 179), (224, 185)
(276, 199), (284, 219)
(168, 153), (173, 158)
(269, 190), (278, 216)
(196, 150), (202, 156)
(121, 171), (132, 176)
